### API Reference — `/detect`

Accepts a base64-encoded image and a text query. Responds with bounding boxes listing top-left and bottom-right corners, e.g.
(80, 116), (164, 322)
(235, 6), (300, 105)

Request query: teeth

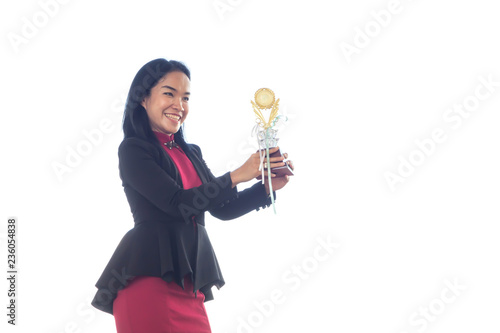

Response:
(165, 114), (180, 121)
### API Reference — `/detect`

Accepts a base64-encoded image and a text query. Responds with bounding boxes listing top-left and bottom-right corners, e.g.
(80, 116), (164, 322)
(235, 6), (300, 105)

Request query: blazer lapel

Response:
(157, 147), (183, 187)
(185, 148), (210, 185)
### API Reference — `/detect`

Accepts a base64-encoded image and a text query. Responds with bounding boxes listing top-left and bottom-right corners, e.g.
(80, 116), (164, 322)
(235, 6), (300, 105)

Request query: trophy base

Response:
(257, 147), (294, 179)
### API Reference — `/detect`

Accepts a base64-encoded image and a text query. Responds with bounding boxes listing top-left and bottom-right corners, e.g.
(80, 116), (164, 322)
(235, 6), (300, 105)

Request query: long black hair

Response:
(122, 58), (191, 153)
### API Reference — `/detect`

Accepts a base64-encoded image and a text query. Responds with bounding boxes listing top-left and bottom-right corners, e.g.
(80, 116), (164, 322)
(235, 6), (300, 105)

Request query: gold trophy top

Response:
(254, 88), (276, 109)
(251, 88), (280, 129)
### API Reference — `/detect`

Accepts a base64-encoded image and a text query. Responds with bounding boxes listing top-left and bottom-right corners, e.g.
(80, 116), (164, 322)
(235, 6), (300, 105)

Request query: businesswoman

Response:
(91, 58), (293, 332)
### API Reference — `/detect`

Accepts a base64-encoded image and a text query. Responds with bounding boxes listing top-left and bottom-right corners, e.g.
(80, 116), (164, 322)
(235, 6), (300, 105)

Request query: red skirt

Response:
(113, 275), (212, 333)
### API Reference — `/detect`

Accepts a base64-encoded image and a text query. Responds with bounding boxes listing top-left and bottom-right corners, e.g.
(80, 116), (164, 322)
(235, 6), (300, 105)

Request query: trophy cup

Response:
(251, 88), (293, 212)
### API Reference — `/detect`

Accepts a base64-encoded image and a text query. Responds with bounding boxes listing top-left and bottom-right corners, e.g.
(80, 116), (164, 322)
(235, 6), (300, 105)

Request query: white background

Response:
(1, 0), (499, 332)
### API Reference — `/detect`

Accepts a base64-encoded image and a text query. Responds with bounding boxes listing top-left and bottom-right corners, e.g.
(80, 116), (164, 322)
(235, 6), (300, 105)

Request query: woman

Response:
(91, 58), (293, 332)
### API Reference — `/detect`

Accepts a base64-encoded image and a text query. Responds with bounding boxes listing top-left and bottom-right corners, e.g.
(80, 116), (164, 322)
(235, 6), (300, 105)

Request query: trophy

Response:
(251, 88), (293, 212)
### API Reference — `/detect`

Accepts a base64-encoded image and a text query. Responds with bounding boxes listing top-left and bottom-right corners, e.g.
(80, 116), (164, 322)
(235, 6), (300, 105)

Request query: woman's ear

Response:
(141, 97), (147, 109)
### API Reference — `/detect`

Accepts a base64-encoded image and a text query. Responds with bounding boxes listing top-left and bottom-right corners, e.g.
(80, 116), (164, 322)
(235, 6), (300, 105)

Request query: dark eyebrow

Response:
(161, 85), (190, 95)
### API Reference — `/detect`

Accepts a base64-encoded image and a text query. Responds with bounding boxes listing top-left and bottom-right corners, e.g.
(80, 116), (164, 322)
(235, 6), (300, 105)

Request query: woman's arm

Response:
(209, 181), (276, 220)
(189, 144), (277, 221)
(118, 138), (239, 223)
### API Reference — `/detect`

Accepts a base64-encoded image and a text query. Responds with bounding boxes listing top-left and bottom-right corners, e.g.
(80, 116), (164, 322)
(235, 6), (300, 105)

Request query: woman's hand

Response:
(264, 153), (294, 194)
(230, 147), (283, 188)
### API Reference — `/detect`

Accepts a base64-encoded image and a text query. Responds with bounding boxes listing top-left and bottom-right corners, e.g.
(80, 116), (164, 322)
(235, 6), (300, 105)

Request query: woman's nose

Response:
(173, 98), (184, 111)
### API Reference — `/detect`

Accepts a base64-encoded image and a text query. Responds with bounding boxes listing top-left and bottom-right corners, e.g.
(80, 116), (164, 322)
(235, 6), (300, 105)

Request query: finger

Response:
(266, 156), (285, 163)
(269, 146), (280, 153)
(257, 171), (276, 178)
(268, 162), (286, 168)
(263, 171), (277, 177)
(283, 153), (288, 159)
(263, 160), (286, 169)
(264, 154), (285, 163)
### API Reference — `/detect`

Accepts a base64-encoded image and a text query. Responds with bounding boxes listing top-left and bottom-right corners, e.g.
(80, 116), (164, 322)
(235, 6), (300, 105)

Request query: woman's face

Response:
(141, 71), (190, 135)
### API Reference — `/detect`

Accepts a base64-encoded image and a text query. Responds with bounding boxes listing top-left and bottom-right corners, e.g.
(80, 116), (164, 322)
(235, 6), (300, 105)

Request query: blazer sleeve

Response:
(118, 138), (238, 223)
(209, 181), (276, 221)
(189, 144), (276, 221)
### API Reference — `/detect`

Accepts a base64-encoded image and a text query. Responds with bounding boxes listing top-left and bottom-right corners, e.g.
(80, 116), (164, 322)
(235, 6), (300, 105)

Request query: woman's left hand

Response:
(264, 153), (294, 195)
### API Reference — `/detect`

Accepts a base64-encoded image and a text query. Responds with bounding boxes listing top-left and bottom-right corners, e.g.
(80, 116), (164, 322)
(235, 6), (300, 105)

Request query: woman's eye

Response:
(163, 92), (173, 97)
(183, 97), (190, 101)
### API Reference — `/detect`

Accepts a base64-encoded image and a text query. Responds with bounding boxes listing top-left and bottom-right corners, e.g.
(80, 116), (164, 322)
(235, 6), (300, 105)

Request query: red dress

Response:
(113, 131), (210, 333)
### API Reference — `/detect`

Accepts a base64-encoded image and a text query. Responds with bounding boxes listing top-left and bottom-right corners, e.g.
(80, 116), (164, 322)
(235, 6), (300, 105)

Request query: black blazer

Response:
(91, 137), (274, 315)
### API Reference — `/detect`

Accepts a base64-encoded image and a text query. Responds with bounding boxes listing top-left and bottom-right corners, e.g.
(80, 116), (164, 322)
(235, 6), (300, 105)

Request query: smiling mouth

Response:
(164, 113), (181, 122)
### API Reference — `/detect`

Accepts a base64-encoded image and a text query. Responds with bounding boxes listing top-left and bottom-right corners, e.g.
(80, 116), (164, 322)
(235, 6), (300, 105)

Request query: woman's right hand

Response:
(230, 147), (283, 188)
